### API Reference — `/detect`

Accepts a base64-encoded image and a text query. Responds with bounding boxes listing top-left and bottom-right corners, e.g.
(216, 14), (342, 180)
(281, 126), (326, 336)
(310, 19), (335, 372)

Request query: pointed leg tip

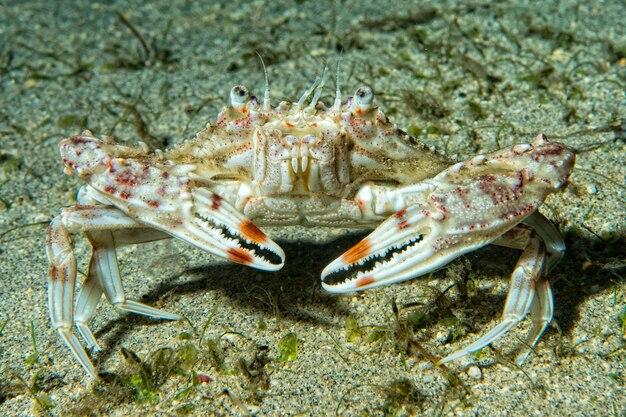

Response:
(84, 364), (99, 379)
(436, 355), (453, 366)
(117, 300), (182, 321)
(436, 349), (470, 365)
(58, 329), (99, 379)
(515, 350), (531, 366)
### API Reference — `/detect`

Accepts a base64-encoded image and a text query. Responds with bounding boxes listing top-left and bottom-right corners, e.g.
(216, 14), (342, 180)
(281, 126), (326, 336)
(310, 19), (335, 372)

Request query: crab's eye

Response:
(353, 86), (374, 111)
(230, 85), (250, 109)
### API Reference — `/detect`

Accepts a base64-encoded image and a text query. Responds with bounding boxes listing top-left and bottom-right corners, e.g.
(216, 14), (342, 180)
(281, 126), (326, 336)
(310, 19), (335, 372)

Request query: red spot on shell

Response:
(211, 192), (222, 210)
(227, 248), (253, 265)
(120, 190), (131, 200)
(115, 169), (140, 186)
(395, 209), (409, 229)
(70, 135), (90, 145)
(161, 171), (170, 179)
(147, 200), (159, 208)
(394, 208), (407, 219)
(104, 185), (116, 194)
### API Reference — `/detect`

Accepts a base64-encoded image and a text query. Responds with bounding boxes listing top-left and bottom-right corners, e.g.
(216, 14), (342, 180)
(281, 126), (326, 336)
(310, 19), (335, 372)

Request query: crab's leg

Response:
(437, 229), (547, 364)
(47, 204), (177, 377)
(516, 271), (553, 365)
(46, 217), (97, 378)
(68, 189), (177, 344)
(74, 226), (171, 351)
(489, 213), (562, 364)
(321, 136), (573, 293)
(90, 228), (181, 319)
(74, 259), (103, 350)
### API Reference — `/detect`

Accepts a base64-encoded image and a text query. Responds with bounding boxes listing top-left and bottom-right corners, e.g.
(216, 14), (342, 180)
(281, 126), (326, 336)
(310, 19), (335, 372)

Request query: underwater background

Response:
(1, 0), (624, 415)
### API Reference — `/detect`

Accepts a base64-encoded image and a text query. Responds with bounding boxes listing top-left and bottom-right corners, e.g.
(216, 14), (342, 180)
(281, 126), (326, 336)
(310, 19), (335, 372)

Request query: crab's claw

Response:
(60, 131), (285, 271)
(321, 204), (489, 292)
(178, 187), (285, 271)
(322, 135), (575, 292)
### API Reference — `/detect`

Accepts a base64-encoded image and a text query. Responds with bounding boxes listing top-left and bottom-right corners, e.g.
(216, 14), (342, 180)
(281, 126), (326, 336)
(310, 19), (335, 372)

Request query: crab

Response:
(46, 71), (575, 378)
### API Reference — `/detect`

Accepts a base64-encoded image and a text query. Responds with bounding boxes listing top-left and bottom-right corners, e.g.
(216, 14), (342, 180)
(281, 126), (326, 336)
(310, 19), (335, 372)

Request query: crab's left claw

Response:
(180, 187), (286, 271)
(60, 132), (285, 271)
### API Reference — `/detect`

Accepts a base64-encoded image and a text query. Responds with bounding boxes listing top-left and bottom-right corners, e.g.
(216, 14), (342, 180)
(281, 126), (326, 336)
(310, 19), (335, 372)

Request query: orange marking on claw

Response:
(239, 219), (267, 243)
(356, 276), (375, 287)
(227, 247), (253, 265)
(342, 238), (371, 265)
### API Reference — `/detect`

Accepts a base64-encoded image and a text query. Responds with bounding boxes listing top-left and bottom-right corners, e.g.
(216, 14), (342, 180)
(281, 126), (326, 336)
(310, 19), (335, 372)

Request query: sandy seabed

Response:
(1, 1), (624, 415)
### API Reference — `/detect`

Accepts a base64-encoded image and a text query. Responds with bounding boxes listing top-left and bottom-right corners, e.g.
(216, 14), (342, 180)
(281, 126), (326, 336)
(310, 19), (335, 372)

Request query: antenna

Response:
(332, 50), (343, 111)
(308, 65), (329, 111)
(297, 75), (320, 109)
(256, 52), (271, 111)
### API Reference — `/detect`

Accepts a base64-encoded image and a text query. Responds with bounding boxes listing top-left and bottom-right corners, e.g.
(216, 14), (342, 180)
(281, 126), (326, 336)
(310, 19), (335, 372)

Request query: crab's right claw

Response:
(321, 135), (575, 293)
(320, 204), (487, 293)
